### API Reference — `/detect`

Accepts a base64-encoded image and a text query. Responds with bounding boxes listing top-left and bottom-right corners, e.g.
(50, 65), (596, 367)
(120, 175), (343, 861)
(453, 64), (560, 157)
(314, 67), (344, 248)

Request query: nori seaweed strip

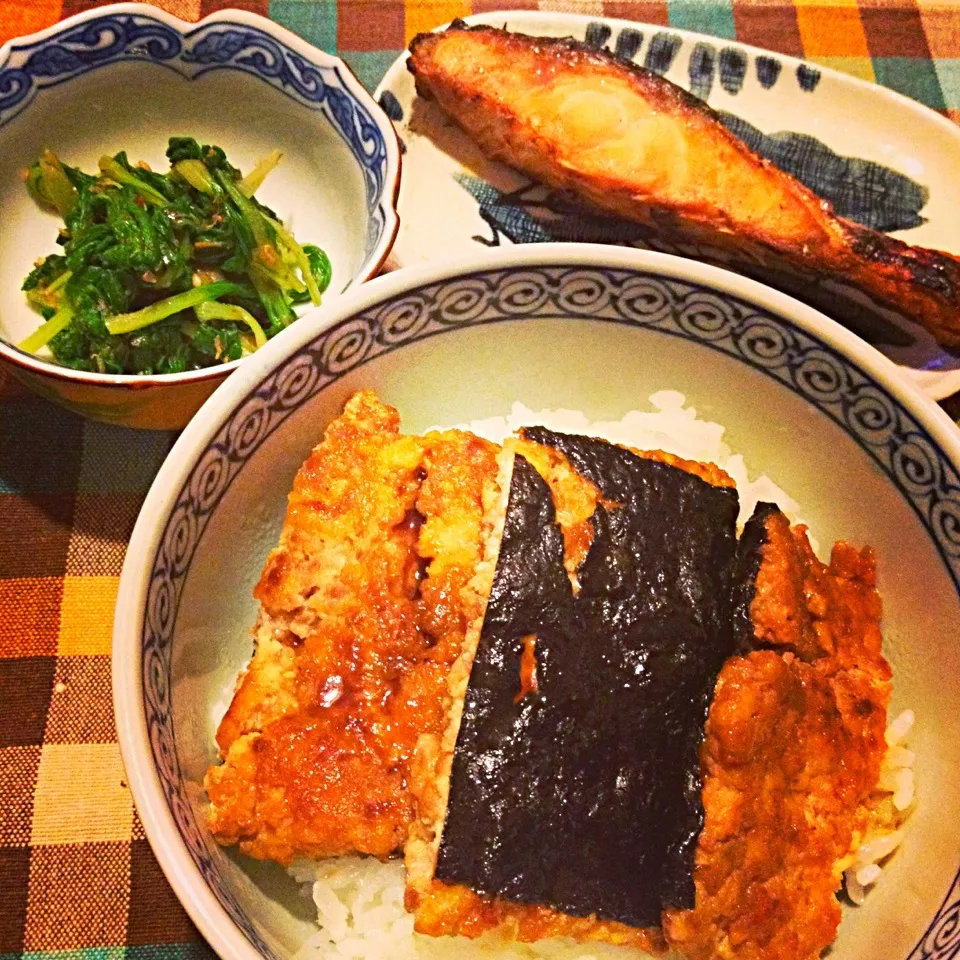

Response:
(436, 456), (584, 907)
(435, 437), (740, 927)
(730, 501), (781, 651)
(525, 428), (741, 910)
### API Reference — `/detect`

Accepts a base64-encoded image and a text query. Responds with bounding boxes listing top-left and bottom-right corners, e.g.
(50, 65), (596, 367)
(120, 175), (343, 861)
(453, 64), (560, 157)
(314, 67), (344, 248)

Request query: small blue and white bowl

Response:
(113, 244), (960, 960)
(0, 3), (400, 429)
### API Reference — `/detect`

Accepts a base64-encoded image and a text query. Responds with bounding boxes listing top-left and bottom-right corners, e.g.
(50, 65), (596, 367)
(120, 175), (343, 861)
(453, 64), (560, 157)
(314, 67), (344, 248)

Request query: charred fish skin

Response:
(408, 23), (960, 348)
(436, 439), (739, 928)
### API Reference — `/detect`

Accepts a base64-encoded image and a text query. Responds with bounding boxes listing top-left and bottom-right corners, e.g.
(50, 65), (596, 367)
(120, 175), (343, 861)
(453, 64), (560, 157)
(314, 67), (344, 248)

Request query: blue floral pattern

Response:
(141, 263), (959, 959)
(0, 12), (392, 264)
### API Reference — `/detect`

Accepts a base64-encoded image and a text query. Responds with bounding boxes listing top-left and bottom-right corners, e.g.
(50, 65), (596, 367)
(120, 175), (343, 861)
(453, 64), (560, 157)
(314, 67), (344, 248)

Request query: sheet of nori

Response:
(730, 501), (780, 651)
(435, 436), (740, 927)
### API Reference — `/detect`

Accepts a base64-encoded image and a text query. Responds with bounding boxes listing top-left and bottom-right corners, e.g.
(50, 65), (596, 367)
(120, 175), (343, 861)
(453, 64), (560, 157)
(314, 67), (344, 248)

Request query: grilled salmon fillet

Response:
(205, 391), (499, 863)
(408, 23), (960, 348)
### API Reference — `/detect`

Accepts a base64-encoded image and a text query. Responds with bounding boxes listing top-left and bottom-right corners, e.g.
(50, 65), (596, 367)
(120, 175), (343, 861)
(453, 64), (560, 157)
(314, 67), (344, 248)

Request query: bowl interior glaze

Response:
(115, 246), (960, 960)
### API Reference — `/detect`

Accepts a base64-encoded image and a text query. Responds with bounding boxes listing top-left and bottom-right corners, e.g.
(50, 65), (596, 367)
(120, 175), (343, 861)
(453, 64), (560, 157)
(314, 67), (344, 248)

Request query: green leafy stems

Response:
(18, 137), (331, 376)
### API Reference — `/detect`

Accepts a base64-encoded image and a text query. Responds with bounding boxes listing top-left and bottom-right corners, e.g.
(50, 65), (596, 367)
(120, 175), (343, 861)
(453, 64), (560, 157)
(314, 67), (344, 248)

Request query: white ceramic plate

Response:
(375, 11), (960, 400)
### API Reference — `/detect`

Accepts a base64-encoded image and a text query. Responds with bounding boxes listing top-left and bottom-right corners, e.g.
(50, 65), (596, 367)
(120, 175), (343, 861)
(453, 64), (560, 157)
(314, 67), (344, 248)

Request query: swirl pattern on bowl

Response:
(142, 265), (960, 959)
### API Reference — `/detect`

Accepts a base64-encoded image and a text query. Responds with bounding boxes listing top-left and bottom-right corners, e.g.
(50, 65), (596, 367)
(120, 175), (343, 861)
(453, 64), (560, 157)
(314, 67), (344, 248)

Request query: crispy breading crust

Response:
(404, 440), (735, 951)
(205, 392), (499, 863)
(405, 449), (666, 951)
(209, 395), (892, 960)
(663, 522), (891, 960)
(408, 23), (960, 348)
(407, 447), (890, 960)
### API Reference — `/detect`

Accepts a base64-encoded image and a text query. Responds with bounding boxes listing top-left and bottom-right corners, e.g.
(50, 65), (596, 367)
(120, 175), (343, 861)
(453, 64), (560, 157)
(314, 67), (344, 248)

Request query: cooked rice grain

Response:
(447, 393), (801, 529)
(290, 857), (668, 960)
(843, 710), (916, 905)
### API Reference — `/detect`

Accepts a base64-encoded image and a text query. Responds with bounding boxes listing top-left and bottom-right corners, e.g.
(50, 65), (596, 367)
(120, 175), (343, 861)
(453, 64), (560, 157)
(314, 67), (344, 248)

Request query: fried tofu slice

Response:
(408, 23), (960, 348)
(404, 437), (735, 952)
(407, 472), (890, 960)
(735, 503), (887, 675)
(205, 391), (499, 863)
(663, 508), (891, 960)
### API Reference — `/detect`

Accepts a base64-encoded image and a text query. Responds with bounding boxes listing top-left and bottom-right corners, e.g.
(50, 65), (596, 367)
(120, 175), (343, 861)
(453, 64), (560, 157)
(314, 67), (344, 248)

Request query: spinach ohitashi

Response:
(19, 137), (331, 375)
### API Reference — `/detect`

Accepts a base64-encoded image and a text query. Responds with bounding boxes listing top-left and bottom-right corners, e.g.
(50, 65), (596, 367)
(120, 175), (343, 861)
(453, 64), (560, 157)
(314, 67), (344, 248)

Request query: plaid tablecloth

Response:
(1, 1), (959, 958)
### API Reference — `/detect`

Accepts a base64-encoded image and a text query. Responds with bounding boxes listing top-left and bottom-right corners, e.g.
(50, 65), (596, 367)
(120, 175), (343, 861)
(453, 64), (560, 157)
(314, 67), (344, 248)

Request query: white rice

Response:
(287, 392), (910, 959)
(290, 857), (663, 960)
(449, 391), (801, 530)
(843, 710), (916, 905)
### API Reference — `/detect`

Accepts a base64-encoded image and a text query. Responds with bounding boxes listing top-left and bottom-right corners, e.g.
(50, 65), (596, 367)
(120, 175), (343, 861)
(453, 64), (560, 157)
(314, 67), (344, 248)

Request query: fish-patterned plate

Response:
(374, 11), (960, 401)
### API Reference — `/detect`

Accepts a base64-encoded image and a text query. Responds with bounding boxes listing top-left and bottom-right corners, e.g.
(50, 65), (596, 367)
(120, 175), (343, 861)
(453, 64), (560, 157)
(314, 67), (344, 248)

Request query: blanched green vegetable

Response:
(19, 138), (331, 375)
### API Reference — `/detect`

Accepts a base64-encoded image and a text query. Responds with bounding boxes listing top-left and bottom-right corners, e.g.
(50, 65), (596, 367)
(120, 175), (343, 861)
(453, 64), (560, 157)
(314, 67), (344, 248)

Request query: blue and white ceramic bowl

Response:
(0, 3), (400, 429)
(113, 244), (960, 960)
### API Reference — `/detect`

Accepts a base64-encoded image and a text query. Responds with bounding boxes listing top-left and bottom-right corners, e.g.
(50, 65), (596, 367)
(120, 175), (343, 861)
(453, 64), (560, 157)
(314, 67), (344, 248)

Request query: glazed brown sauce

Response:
(514, 634), (539, 703)
(399, 508), (430, 600)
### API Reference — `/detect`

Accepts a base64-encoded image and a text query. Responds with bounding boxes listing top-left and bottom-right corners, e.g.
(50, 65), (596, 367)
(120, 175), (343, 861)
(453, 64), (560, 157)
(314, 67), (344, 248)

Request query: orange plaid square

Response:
(795, 2), (871, 59)
(0, 578), (62, 659)
(57, 577), (119, 657)
(918, 3), (960, 60)
(405, 0), (471, 44)
(0, 0), (61, 47)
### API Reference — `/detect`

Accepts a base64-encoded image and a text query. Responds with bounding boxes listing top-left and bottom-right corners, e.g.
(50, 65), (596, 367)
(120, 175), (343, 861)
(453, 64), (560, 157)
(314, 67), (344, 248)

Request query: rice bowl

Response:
(237, 392), (914, 960)
(112, 244), (960, 960)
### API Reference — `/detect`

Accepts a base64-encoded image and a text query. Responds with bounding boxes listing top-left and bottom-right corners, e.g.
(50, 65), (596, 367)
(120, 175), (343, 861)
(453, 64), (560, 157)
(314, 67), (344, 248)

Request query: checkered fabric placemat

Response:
(1, 1), (959, 958)
(4, 0), (960, 119)
(0, 366), (195, 957)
